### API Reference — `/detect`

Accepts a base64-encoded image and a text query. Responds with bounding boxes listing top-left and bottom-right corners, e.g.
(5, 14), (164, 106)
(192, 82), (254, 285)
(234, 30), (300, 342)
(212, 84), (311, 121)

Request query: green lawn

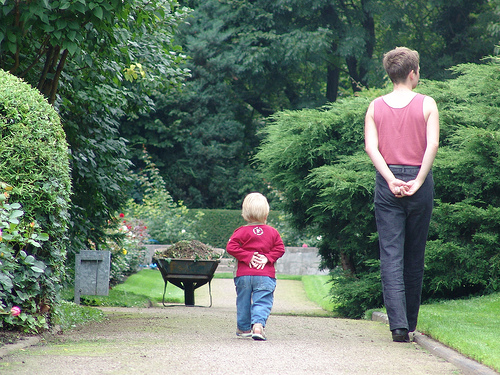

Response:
(62, 268), (183, 307)
(417, 294), (500, 372)
(112, 268), (183, 303)
(372, 292), (500, 372)
(302, 274), (336, 312)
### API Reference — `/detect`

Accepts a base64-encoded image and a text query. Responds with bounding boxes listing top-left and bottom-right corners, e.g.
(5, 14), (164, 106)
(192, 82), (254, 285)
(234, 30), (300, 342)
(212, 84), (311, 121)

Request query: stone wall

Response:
(275, 247), (328, 275)
(143, 245), (328, 276)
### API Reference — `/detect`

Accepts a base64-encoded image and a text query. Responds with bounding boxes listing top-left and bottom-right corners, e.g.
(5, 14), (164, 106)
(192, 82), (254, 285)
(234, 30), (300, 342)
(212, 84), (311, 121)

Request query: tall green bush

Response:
(0, 70), (71, 331)
(257, 61), (500, 318)
(419, 63), (500, 299)
(255, 93), (380, 273)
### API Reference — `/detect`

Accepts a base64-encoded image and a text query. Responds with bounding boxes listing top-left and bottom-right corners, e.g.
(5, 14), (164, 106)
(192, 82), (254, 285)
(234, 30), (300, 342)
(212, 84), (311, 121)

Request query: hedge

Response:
(0, 69), (71, 332)
(185, 209), (289, 248)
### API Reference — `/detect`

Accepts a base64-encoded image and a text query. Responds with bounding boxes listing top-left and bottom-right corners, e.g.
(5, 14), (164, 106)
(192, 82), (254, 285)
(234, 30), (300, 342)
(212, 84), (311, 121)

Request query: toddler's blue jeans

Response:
(234, 276), (276, 331)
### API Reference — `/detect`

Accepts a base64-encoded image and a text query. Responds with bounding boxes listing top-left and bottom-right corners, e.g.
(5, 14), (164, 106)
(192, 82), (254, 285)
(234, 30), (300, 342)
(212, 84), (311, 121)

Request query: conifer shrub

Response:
(257, 61), (500, 318)
(0, 70), (71, 332)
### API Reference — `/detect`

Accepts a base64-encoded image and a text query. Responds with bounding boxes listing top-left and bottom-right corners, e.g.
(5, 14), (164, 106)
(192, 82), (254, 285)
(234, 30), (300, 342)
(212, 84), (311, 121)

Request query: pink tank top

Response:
(373, 93), (427, 166)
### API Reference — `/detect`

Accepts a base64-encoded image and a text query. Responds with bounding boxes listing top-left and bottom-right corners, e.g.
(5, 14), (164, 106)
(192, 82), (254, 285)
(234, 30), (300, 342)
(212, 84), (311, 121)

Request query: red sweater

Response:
(226, 224), (285, 278)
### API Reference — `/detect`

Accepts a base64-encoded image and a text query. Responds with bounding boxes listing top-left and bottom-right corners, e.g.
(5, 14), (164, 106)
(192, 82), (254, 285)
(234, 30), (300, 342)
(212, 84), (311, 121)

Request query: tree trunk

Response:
(326, 64), (340, 102)
(49, 49), (69, 104)
(340, 251), (356, 274)
(37, 45), (67, 104)
(346, 1), (375, 93)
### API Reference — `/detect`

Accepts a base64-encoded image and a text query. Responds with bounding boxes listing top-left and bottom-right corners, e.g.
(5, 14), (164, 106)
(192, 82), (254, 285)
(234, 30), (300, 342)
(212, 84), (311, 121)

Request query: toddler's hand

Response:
(249, 252), (260, 268)
(250, 252), (268, 269)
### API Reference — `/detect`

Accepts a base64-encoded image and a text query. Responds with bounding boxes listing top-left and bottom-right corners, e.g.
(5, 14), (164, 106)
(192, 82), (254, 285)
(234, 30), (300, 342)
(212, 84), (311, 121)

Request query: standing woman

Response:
(364, 47), (439, 342)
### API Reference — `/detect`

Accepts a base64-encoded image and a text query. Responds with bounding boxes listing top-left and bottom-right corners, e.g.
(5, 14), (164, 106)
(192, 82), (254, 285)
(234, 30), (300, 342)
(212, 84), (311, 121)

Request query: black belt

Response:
(388, 165), (420, 168)
(388, 165), (421, 171)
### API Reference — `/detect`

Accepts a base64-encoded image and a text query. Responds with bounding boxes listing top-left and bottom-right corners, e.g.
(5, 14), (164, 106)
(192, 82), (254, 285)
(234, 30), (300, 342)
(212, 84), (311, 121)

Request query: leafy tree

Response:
(1, 1), (191, 257)
(122, 0), (375, 208)
(374, 0), (497, 81)
(122, 0), (498, 210)
(0, 0), (127, 104)
(58, 3), (190, 254)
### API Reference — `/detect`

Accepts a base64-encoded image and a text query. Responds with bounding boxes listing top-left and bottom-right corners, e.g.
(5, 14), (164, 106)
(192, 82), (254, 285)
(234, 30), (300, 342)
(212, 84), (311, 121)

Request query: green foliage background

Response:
(187, 209), (245, 248)
(257, 61), (500, 318)
(0, 70), (71, 331)
(184, 209), (319, 249)
(0, 0), (498, 326)
(122, 0), (498, 209)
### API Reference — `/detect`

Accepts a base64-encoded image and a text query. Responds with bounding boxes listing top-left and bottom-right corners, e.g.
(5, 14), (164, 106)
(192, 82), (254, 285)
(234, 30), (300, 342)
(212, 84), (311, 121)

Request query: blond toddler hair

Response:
(241, 192), (269, 224)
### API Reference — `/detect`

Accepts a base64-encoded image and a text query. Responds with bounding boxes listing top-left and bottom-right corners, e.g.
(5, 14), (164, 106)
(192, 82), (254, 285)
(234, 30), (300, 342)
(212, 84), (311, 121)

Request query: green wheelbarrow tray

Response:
(154, 257), (221, 307)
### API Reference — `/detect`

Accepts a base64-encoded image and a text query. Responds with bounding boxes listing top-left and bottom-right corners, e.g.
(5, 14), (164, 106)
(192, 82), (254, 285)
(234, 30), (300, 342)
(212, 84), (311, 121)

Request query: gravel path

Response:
(0, 279), (463, 374)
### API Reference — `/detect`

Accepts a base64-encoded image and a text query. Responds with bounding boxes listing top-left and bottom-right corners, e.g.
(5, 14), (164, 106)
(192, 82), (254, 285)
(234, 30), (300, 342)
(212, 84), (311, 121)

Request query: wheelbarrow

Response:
(154, 257), (221, 307)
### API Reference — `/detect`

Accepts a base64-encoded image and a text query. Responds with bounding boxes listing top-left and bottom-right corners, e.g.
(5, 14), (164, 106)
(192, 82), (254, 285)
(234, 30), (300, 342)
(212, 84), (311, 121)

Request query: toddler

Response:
(226, 192), (285, 341)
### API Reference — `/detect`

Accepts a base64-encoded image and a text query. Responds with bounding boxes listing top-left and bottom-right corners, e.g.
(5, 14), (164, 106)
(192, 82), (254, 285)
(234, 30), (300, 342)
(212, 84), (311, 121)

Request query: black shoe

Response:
(392, 328), (410, 342)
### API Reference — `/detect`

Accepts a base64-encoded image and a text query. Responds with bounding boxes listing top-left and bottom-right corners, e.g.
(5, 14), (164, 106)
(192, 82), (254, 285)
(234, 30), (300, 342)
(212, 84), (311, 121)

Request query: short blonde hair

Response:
(241, 192), (269, 223)
(383, 47), (420, 84)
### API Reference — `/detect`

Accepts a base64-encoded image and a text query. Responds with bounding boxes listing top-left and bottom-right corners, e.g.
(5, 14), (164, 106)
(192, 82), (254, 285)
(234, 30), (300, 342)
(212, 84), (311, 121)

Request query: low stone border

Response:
(372, 312), (499, 375)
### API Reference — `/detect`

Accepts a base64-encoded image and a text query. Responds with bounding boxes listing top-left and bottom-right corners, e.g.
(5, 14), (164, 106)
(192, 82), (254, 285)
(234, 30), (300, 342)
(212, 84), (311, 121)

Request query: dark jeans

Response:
(374, 166), (434, 332)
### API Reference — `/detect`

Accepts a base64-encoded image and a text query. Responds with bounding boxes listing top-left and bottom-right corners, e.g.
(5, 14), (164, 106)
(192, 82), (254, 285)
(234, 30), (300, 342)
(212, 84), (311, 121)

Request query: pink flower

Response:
(10, 306), (21, 317)
(302, 243), (308, 247)
(119, 213), (125, 218)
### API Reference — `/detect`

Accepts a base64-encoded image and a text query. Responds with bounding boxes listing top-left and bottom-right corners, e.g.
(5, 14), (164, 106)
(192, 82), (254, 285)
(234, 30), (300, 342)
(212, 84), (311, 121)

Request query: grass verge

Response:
(417, 293), (500, 372)
(61, 268), (182, 307)
(302, 275), (336, 312)
(52, 301), (106, 331)
(371, 292), (500, 372)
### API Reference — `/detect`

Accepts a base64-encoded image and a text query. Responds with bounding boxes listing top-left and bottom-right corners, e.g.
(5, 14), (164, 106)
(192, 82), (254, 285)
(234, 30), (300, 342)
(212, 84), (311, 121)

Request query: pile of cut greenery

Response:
(154, 240), (224, 260)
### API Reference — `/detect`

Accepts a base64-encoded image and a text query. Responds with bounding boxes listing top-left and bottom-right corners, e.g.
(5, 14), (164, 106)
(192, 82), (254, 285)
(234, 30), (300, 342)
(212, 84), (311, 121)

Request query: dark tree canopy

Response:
(122, 0), (498, 209)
